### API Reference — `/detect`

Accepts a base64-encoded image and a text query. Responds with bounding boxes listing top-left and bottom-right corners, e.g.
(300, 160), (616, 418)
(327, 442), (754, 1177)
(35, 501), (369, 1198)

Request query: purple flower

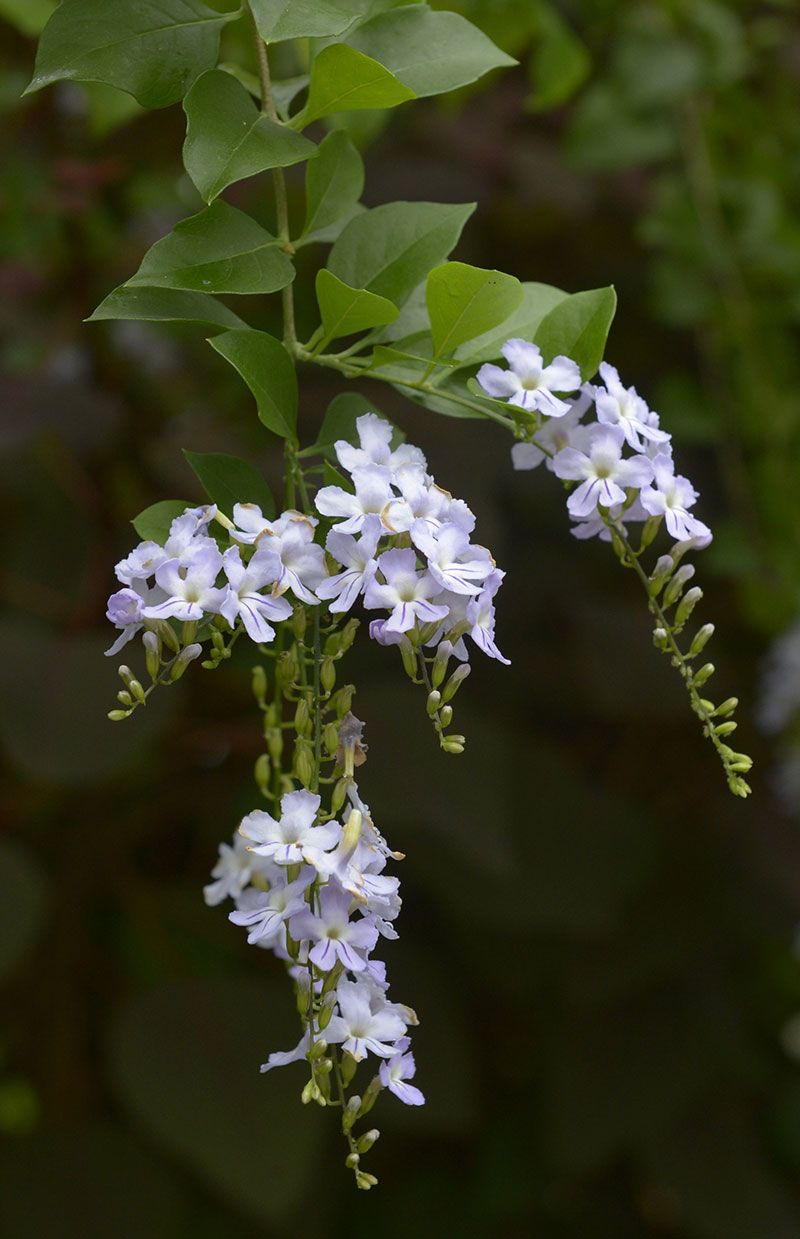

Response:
(252, 513), (327, 605)
(593, 362), (670, 452)
(290, 880), (379, 972)
(335, 412), (427, 483)
(511, 388), (592, 472)
(219, 546), (292, 643)
(411, 521), (494, 596)
(326, 979), (407, 1061)
(230, 502), (274, 546)
(380, 1043), (425, 1106)
(465, 572), (509, 664)
(316, 517), (382, 614)
(203, 832), (277, 907)
(640, 454), (712, 545)
(229, 869), (314, 945)
(553, 424), (653, 519)
(142, 545), (227, 622)
(364, 548), (450, 634)
(477, 339), (581, 417)
(315, 464), (395, 535)
(260, 1031), (311, 1074)
(240, 790), (341, 867)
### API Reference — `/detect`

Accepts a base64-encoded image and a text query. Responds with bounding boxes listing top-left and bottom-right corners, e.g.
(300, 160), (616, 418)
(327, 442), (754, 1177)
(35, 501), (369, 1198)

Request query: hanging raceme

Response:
(29, 0), (753, 1192)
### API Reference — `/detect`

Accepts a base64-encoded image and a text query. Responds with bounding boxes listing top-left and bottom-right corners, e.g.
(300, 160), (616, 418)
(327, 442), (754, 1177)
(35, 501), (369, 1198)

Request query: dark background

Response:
(3, 2), (800, 1235)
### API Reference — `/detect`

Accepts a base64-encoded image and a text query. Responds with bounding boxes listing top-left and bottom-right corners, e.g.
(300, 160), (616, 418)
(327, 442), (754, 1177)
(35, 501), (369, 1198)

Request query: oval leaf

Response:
(453, 280), (568, 365)
(127, 202), (294, 296)
(302, 129), (364, 241)
(316, 269), (398, 342)
(25, 0), (235, 109)
(208, 329), (297, 439)
(88, 286), (246, 330)
(183, 69), (317, 204)
(297, 44), (415, 126)
(250, 0), (355, 42)
(535, 285), (617, 380)
(182, 450), (275, 518)
(132, 500), (191, 544)
(426, 261), (523, 358)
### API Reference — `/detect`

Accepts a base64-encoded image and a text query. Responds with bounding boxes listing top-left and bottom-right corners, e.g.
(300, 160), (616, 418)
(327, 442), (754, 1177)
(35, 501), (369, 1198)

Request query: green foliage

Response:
(310, 391), (384, 452)
(535, 286), (617, 380)
(249, 0), (355, 43)
(25, 0), (237, 108)
(295, 44), (416, 126)
(453, 281), (567, 365)
(126, 202), (295, 296)
(301, 129), (364, 244)
(315, 269), (399, 342)
(426, 261), (523, 358)
(328, 201), (476, 306)
(345, 5), (516, 98)
(0, 0), (56, 38)
(182, 450), (275, 517)
(208, 330), (298, 439)
(183, 70), (316, 203)
(132, 501), (191, 544)
(528, 4), (589, 112)
(88, 287), (246, 330)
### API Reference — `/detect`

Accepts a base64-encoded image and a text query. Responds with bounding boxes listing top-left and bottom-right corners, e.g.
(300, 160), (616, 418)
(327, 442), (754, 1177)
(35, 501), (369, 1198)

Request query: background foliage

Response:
(2, 1), (800, 1235)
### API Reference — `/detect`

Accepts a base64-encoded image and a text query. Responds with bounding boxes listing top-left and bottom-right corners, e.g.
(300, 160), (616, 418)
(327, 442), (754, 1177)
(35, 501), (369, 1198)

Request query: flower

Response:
(260, 1031), (311, 1074)
(383, 476), (474, 536)
(477, 339), (581, 417)
(204, 831), (275, 906)
(510, 389), (592, 472)
(316, 518), (382, 614)
(253, 513), (328, 605)
(229, 869), (314, 945)
(315, 465), (395, 534)
(239, 790), (341, 867)
(639, 454), (712, 545)
(142, 545), (227, 622)
(105, 586), (149, 656)
(552, 424), (653, 519)
(326, 979), (407, 1060)
(290, 880), (379, 972)
(219, 546), (292, 643)
(363, 548), (450, 634)
(465, 572), (509, 664)
(410, 521), (494, 596)
(379, 1042), (425, 1106)
(335, 412), (427, 483)
(230, 502), (274, 546)
(593, 363), (670, 452)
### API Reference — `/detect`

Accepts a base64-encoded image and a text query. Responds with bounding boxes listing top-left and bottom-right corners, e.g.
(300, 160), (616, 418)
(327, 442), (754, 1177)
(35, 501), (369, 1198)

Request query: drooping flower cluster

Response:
(314, 412), (509, 666)
(205, 777), (424, 1105)
(478, 345), (712, 548)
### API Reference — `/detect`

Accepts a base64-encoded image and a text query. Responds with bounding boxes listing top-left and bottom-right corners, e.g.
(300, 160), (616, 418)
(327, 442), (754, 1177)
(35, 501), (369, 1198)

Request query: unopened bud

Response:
(294, 740), (315, 788)
(355, 1171), (378, 1190)
(674, 586), (703, 627)
(323, 721), (339, 755)
(648, 554), (675, 597)
(663, 564), (696, 609)
(252, 665), (267, 707)
(254, 752), (271, 794)
(345, 1152), (360, 1170)
(321, 657), (336, 694)
(170, 643), (203, 681)
(307, 1039), (328, 1062)
(331, 685), (355, 718)
(689, 623), (714, 658)
(107, 709), (131, 722)
(128, 678), (146, 703)
(156, 620), (180, 654)
(426, 690), (441, 717)
(441, 664), (470, 703)
(341, 1055), (359, 1090)
(714, 697), (738, 717)
(330, 778), (348, 815)
(692, 662), (714, 687)
(399, 638), (417, 680)
(431, 641), (452, 689)
(714, 720), (737, 737)
(117, 690), (133, 707)
(358, 1075), (382, 1117)
(143, 631), (160, 680)
(356, 1129), (380, 1154)
(442, 737), (465, 754)
(343, 1093), (361, 1128)
(292, 606), (307, 640)
(267, 728), (283, 764)
(294, 698), (311, 737)
(339, 618), (359, 653)
(439, 704), (453, 728)
(301, 1078), (323, 1106)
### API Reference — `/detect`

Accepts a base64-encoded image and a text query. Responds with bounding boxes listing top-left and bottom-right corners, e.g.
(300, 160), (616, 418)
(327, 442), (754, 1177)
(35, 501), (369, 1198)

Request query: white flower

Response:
(239, 790), (341, 868)
(410, 521), (494, 596)
(335, 412), (427, 485)
(142, 545), (227, 622)
(363, 548), (450, 634)
(477, 339), (581, 417)
(553, 424), (653, 519)
(290, 880), (379, 972)
(593, 362), (671, 452)
(219, 546), (292, 643)
(203, 831), (276, 907)
(379, 1042), (425, 1106)
(229, 869), (314, 945)
(314, 464), (395, 535)
(511, 388), (593, 472)
(259, 1031), (311, 1074)
(326, 979), (407, 1061)
(316, 518), (382, 614)
(639, 454), (712, 545)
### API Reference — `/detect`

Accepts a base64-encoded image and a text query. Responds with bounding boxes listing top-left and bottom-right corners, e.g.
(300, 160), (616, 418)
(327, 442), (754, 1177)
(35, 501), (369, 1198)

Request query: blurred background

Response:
(3, 1), (800, 1235)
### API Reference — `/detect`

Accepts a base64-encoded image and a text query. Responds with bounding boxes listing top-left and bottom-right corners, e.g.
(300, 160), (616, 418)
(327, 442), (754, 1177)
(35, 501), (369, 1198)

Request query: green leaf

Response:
(368, 344), (453, 384)
(0, 840), (48, 983)
(328, 200), (475, 307)
(132, 500), (190, 544)
(183, 70), (317, 204)
(127, 202), (294, 296)
(297, 44), (415, 126)
(535, 286), (617, 380)
(453, 280), (568, 365)
(182, 450), (274, 518)
(250, 0), (356, 42)
(0, 0), (56, 39)
(208, 330), (297, 439)
(316, 269), (398, 341)
(426, 261), (522, 358)
(88, 286), (247, 330)
(528, 5), (590, 112)
(303, 129), (364, 240)
(25, 0), (236, 109)
(346, 5), (516, 98)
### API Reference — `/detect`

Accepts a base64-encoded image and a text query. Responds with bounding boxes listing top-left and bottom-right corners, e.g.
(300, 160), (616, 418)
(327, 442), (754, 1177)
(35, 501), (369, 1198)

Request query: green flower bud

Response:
(117, 690), (133, 707)
(294, 698), (312, 737)
(648, 555), (675, 598)
(343, 1095), (361, 1131)
(128, 678), (146, 704)
(426, 690), (441, 717)
(439, 704), (453, 728)
(714, 720), (737, 737)
(358, 1075), (382, 1117)
(663, 564), (696, 609)
(714, 697), (738, 718)
(292, 606), (307, 641)
(323, 722), (340, 756)
(689, 623), (715, 658)
(339, 618), (359, 653)
(355, 1171), (378, 1191)
(441, 665), (470, 703)
(321, 657), (336, 694)
(169, 643), (202, 681)
(143, 631), (160, 680)
(399, 638), (418, 680)
(252, 665), (267, 708)
(345, 1152), (360, 1170)
(267, 728), (283, 764)
(331, 778), (348, 816)
(330, 685), (355, 718)
(294, 740), (315, 788)
(254, 753), (271, 795)
(442, 737), (465, 754)
(156, 621), (180, 654)
(675, 586), (703, 627)
(307, 1039), (328, 1062)
(692, 663), (715, 687)
(181, 620), (198, 646)
(107, 709), (131, 722)
(356, 1129), (380, 1154)
(431, 641), (452, 690)
(341, 1054), (359, 1090)
(301, 1078), (323, 1106)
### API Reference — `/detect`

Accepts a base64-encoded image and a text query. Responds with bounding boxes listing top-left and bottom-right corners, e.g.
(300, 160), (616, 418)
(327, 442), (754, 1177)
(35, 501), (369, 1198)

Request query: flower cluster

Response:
(206, 776), (424, 1128)
(478, 344), (712, 548)
(315, 412), (509, 667)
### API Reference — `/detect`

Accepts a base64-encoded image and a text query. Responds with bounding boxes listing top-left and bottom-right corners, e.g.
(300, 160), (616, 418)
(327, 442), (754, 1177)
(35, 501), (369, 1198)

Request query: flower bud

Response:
(345, 1152), (360, 1170)
(343, 1093), (361, 1127)
(331, 685), (355, 718)
(317, 998), (335, 1031)
(439, 704), (453, 728)
(107, 709), (131, 722)
(355, 1171), (378, 1191)
(117, 690), (133, 707)
(714, 720), (737, 737)
(339, 618), (359, 653)
(689, 623), (714, 658)
(143, 631), (160, 680)
(441, 664), (470, 703)
(638, 515), (661, 552)
(648, 555), (674, 598)
(442, 737), (465, 755)
(356, 1129), (380, 1154)
(266, 728), (283, 764)
(251, 665), (267, 708)
(301, 1078), (324, 1106)
(128, 678), (146, 704)
(431, 641), (453, 690)
(426, 690), (441, 717)
(358, 1075), (382, 1117)
(156, 620), (181, 654)
(692, 662), (714, 687)
(330, 778), (349, 816)
(294, 698), (312, 737)
(663, 564), (695, 609)
(169, 643), (202, 681)
(674, 586), (703, 627)
(341, 1055), (359, 1090)
(182, 620), (198, 646)
(294, 740), (315, 788)
(323, 722), (339, 755)
(321, 657), (336, 695)
(292, 606), (307, 641)
(399, 638), (417, 680)
(307, 1039), (328, 1062)
(254, 753), (271, 795)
